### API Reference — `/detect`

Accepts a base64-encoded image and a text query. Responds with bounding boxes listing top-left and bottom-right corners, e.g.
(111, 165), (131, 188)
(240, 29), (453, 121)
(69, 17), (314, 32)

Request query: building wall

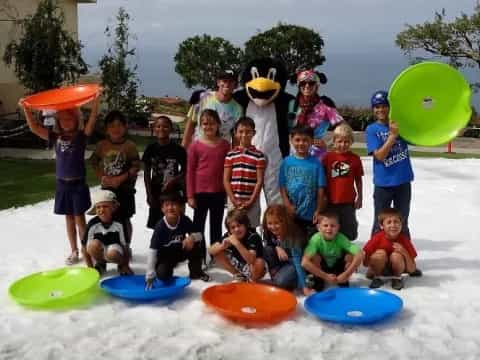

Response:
(0, 0), (93, 114)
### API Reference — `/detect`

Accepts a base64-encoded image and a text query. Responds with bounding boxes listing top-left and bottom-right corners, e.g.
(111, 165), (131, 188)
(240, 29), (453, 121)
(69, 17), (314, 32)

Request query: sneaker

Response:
(305, 274), (316, 289)
(65, 250), (79, 265)
(94, 262), (107, 275)
(391, 277), (404, 290)
(409, 268), (423, 277)
(190, 270), (210, 282)
(369, 277), (384, 289)
(232, 273), (248, 282)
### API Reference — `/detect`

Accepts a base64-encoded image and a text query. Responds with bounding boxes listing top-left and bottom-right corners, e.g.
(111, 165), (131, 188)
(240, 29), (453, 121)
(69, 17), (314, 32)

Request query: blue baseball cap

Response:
(371, 90), (389, 107)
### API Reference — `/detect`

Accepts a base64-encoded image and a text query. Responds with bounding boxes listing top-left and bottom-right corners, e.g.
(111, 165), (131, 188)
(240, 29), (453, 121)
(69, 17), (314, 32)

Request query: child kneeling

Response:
(301, 212), (363, 292)
(363, 208), (419, 290)
(145, 192), (209, 289)
(82, 190), (133, 275)
(209, 209), (265, 282)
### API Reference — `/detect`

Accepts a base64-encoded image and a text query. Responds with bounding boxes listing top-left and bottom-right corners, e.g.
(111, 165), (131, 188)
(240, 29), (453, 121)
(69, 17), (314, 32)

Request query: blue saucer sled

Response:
(100, 275), (191, 301)
(304, 287), (403, 325)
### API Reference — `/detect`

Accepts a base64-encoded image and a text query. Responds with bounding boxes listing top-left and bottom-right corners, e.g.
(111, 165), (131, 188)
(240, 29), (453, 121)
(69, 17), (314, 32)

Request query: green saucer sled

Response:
(9, 267), (99, 309)
(388, 62), (472, 146)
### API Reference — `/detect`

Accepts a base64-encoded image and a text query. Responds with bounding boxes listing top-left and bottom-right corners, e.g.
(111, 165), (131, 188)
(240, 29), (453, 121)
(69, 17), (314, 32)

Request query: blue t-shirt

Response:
(279, 155), (326, 221)
(366, 122), (414, 187)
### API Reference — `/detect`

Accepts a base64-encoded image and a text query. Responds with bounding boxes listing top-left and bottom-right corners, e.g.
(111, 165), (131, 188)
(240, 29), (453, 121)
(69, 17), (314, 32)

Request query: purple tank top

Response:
(50, 131), (87, 179)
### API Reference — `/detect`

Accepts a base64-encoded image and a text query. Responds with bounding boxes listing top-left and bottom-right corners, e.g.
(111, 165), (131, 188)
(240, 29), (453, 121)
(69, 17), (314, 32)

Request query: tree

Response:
(99, 7), (140, 118)
(174, 34), (243, 89)
(244, 23), (326, 77)
(3, 0), (87, 93)
(396, 6), (480, 87)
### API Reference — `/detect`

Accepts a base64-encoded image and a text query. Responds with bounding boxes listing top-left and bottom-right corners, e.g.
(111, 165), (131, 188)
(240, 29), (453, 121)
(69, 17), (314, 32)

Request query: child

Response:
(262, 204), (309, 294)
(224, 116), (265, 228)
(301, 212), (363, 292)
(209, 209), (265, 282)
(187, 109), (231, 260)
(82, 190), (133, 275)
(20, 95), (100, 265)
(279, 125), (327, 237)
(366, 90), (421, 277)
(90, 110), (140, 251)
(145, 191), (209, 288)
(143, 115), (186, 229)
(322, 123), (363, 240)
(363, 208), (419, 290)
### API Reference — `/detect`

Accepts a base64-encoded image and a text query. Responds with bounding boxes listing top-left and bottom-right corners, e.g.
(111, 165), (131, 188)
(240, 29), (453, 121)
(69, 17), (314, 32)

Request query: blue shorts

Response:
(54, 179), (91, 215)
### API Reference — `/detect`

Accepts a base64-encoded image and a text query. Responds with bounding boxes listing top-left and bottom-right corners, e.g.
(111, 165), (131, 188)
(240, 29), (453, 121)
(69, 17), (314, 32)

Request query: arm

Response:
(280, 187), (295, 217)
(186, 144), (197, 208)
(181, 117), (195, 149)
(229, 235), (256, 265)
(392, 243), (416, 273)
(372, 121), (399, 162)
(223, 166), (239, 206)
(143, 164), (153, 206)
(301, 254), (335, 283)
(313, 187), (327, 224)
(337, 251), (364, 283)
(20, 104), (48, 140)
(354, 175), (363, 209)
(245, 166), (265, 208)
(83, 92), (101, 136)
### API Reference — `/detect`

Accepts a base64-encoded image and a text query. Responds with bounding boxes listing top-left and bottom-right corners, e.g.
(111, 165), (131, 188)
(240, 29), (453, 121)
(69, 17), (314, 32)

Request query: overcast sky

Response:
(78, 1), (479, 105)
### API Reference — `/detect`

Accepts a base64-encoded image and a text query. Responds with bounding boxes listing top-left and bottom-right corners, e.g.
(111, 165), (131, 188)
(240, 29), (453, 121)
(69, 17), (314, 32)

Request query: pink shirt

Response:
(187, 139), (230, 198)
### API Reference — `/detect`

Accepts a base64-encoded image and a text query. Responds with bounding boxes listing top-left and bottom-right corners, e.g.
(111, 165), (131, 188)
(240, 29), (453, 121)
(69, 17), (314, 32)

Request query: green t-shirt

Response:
(304, 232), (360, 268)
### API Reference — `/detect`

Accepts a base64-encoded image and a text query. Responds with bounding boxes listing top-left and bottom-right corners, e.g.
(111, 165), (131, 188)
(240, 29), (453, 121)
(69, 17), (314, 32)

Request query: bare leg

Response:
(65, 215), (78, 253)
(213, 251), (239, 276)
(367, 249), (388, 277)
(86, 239), (105, 263)
(75, 214), (87, 244)
(390, 252), (406, 276)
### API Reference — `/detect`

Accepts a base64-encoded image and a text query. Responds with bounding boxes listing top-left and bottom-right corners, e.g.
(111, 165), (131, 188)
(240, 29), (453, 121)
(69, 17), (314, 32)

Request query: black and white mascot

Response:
(234, 58), (294, 204)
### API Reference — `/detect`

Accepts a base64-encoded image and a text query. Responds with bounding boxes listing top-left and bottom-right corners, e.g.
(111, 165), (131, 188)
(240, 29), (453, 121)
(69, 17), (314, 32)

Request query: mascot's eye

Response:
(267, 68), (277, 81)
(250, 67), (260, 79)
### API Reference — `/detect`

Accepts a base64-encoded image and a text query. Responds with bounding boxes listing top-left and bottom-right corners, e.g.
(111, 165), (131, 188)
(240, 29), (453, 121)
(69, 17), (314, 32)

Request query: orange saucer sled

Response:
(21, 84), (101, 111)
(202, 282), (297, 326)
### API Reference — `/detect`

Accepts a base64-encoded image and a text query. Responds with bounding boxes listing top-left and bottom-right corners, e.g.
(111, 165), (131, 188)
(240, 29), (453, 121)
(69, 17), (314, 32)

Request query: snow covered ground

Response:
(1, 158), (480, 360)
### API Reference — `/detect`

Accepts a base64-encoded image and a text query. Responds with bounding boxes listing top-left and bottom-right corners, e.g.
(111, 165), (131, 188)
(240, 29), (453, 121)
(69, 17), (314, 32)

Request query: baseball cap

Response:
(87, 190), (119, 215)
(371, 90), (389, 107)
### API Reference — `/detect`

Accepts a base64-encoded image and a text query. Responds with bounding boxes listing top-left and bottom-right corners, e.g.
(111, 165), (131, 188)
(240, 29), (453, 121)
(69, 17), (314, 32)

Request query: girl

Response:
(288, 69), (343, 160)
(20, 93), (100, 264)
(187, 109), (231, 263)
(262, 204), (310, 295)
(142, 115), (186, 229)
(209, 209), (265, 282)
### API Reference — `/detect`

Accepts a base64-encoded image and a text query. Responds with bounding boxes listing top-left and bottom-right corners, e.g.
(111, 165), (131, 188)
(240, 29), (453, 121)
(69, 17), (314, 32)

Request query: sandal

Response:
(65, 250), (80, 265)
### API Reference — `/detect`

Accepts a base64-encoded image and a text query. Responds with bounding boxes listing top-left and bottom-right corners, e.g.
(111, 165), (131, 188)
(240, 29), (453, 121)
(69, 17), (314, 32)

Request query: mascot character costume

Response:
(234, 58), (294, 204)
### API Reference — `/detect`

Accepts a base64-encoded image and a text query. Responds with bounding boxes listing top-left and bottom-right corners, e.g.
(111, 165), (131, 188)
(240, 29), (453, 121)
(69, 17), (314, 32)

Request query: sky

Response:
(78, 0), (480, 106)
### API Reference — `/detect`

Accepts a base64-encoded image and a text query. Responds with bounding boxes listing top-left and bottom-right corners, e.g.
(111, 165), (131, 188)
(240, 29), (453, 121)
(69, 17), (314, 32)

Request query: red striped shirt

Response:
(224, 146), (266, 199)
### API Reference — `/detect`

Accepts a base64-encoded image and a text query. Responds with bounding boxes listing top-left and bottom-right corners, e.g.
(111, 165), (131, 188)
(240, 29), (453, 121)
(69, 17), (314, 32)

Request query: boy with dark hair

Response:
(145, 192), (209, 289)
(224, 116), (266, 228)
(363, 208), (419, 290)
(279, 125), (326, 237)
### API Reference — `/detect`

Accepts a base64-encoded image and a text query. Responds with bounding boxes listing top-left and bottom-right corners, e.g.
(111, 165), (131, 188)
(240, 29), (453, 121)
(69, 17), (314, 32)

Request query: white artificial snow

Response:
(0, 158), (479, 359)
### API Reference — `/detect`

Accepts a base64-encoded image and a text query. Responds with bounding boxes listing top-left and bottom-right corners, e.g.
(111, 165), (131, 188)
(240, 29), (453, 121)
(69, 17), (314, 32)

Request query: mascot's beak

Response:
(246, 77), (281, 107)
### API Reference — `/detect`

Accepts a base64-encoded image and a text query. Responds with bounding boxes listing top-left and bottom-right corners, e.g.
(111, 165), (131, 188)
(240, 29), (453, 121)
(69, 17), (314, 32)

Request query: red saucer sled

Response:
(20, 84), (101, 111)
(202, 282), (297, 326)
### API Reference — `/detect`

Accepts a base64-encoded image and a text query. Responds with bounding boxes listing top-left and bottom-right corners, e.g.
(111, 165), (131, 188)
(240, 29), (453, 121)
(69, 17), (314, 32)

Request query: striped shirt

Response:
(82, 217), (126, 247)
(224, 146), (266, 199)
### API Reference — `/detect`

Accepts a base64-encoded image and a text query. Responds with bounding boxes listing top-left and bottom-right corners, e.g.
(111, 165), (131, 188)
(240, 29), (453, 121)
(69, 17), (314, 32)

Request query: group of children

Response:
(20, 86), (421, 295)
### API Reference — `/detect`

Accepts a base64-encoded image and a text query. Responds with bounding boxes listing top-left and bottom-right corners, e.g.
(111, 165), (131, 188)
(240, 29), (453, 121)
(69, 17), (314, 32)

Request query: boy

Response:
(363, 208), (419, 290)
(301, 212), (363, 292)
(90, 110), (140, 250)
(209, 209), (265, 282)
(366, 90), (421, 277)
(279, 125), (326, 236)
(322, 123), (363, 240)
(143, 115), (187, 229)
(224, 116), (266, 228)
(145, 191), (209, 289)
(82, 190), (133, 275)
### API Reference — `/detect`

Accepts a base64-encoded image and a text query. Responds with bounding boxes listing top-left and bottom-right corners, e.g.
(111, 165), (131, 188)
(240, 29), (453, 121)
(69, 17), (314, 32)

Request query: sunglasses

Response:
(299, 81), (317, 88)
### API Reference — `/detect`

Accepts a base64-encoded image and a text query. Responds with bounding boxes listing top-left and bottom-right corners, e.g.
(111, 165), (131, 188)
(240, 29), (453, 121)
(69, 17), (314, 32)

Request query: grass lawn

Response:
(1, 149), (479, 210)
(0, 159), (99, 210)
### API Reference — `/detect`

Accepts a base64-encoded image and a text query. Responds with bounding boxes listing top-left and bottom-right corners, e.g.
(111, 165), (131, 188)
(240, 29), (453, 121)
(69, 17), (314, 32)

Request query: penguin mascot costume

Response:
(234, 58), (294, 205)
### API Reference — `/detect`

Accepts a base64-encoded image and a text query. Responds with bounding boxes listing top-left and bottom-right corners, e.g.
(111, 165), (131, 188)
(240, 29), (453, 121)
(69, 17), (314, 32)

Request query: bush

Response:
(337, 105), (373, 131)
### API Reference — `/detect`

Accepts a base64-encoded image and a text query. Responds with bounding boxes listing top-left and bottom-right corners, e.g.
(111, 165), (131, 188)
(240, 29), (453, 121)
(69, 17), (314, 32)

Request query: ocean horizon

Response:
(84, 49), (480, 109)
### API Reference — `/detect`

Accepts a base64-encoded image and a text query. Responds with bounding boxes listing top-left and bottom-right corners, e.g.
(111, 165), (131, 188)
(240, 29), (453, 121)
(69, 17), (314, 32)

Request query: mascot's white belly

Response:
(247, 102), (282, 204)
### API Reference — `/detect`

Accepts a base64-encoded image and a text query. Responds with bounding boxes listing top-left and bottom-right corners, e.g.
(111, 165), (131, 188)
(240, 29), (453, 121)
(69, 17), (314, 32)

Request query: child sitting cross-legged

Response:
(209, 209), (265, 282)
(82, 190), (133, 275)
(363, 208), (419, 290)
(145, 192), (209, 289)
(301, 211), (363, 293)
